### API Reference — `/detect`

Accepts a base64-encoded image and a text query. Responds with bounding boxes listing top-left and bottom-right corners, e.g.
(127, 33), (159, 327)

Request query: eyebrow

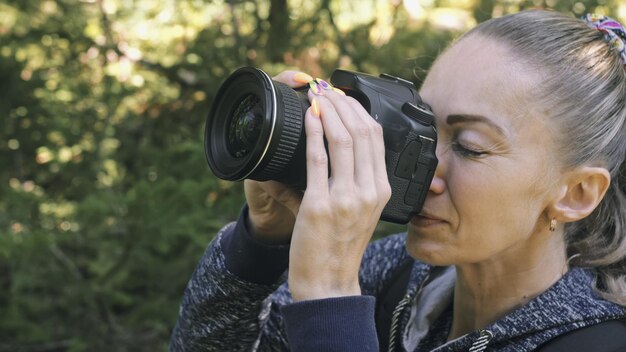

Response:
(446, 114), (508, 137)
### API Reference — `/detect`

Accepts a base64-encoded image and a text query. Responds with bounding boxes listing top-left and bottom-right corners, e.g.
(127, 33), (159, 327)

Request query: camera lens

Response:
(227, 94), (263, 158)
(205, 67), (310, 184)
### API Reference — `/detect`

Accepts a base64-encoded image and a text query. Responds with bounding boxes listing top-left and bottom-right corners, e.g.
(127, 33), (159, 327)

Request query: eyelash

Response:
(451, 141), (487, 158)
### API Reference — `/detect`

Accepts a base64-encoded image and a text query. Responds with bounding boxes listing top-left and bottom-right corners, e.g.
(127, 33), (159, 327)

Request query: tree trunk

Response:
(267, 0), (290, 62)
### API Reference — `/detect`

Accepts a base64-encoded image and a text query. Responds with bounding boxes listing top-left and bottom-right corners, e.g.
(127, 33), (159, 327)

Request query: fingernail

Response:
(309, 81), (324, 95)
(333, 87), (346, 96)
(311, 97), (320, 117)
(316, 78), (334, 90)
(294, 72), (314, 84)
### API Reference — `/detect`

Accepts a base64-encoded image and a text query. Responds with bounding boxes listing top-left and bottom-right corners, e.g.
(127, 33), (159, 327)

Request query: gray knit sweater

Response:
(169, 211), (626, 351)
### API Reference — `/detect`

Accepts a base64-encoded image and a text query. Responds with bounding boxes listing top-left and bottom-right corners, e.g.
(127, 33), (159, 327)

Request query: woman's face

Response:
(408, 35), (563, 266)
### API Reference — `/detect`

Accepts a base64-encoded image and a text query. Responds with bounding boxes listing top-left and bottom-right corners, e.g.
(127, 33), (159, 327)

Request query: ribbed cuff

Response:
(220, 205), (290, 285)
(281, 296), (379, 352)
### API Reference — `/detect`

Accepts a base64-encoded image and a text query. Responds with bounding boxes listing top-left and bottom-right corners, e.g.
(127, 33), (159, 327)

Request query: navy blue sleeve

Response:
(280, 296), (379, 352)
(220, 205), (290, 284)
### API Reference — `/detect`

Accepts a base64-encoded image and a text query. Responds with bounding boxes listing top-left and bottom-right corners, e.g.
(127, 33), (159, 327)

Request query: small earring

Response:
(549, 218), (557, 232)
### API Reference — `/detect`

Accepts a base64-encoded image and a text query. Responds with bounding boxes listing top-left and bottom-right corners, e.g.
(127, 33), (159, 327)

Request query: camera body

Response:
(204, 67), (437, 224)
(329, 70), (438, 223)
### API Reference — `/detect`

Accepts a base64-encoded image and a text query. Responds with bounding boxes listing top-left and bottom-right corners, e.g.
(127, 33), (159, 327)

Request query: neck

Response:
(447, 230), (568, 341)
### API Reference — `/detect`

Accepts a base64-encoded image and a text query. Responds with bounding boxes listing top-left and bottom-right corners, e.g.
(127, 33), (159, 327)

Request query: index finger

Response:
(272, 71), (313, 88)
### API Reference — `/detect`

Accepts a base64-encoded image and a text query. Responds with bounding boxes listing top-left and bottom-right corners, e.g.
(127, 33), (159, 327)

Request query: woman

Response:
(170, 9), (626, 351)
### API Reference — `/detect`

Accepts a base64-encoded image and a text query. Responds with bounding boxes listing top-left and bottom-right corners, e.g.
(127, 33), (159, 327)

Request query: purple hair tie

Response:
(583, 14), (626, 68)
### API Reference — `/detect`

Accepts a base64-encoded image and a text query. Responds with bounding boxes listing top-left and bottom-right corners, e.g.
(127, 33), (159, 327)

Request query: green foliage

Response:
(0, 0), (622, 350)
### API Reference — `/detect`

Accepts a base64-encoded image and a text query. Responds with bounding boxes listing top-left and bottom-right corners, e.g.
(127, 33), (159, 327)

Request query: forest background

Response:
(1, 0), (624, 351)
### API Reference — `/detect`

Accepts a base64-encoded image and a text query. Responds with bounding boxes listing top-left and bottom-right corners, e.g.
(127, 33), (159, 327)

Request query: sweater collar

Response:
(404, 265), (626, 351)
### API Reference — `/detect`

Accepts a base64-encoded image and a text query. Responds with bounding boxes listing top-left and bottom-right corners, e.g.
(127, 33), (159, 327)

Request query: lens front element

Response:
(227, 94), (263, 158)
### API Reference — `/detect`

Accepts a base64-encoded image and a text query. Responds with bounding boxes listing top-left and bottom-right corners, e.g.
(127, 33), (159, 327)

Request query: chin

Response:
(405, 231), (456, 266)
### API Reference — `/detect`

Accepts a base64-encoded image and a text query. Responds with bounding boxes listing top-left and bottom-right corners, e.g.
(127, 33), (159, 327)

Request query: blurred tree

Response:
(0, 0), (622, 350)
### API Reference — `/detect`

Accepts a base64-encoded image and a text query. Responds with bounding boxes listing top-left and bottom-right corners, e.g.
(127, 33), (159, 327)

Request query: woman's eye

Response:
(451, 141), (487, 157)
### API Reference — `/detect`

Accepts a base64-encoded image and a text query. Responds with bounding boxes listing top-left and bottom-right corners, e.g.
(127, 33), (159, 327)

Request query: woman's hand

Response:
(244, 71), (313, 245)
(288, 82), (392, 301)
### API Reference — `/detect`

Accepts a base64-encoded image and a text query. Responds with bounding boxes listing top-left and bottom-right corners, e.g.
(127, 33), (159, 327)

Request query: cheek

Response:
(444, 160), (548, 262)
(448, 160), (499, 220)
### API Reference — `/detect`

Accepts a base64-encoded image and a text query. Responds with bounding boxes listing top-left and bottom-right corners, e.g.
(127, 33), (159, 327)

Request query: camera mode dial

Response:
(402, 102), (434, 127)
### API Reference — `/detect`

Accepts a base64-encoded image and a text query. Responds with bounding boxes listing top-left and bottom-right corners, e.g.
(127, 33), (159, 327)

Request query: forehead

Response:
(420, 35), (541, 127)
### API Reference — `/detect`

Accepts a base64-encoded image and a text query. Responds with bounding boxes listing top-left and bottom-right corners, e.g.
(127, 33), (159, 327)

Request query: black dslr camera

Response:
(204, 67), (437, 224)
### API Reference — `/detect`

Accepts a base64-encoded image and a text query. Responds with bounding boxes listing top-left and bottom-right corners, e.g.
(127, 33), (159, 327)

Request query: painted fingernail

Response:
(311, 97), (320, 117)
(294, 72), (314, 84)
(333, 87), (346, 96)
(316, 78), (334, 90)
(309, 81), (324, 95)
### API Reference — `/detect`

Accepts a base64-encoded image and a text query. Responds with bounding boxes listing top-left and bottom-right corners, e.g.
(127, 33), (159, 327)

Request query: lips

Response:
(410, 211), (446, 227)
(419, 212), (441, 220)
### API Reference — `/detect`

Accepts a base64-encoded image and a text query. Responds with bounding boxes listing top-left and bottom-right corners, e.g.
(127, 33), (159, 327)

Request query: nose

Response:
(428, 143), (446, 194)
(429, 169), (445, 194)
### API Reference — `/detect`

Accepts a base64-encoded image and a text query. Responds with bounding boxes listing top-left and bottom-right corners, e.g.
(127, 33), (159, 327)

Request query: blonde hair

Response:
(468, 10), (626, 305)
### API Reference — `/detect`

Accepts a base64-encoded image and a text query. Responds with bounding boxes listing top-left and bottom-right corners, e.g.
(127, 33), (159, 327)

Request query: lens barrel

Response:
(205, 67), (310, 185)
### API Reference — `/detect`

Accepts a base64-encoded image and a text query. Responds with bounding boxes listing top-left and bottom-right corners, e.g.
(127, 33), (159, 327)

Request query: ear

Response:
(551, 166), (611, 223)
